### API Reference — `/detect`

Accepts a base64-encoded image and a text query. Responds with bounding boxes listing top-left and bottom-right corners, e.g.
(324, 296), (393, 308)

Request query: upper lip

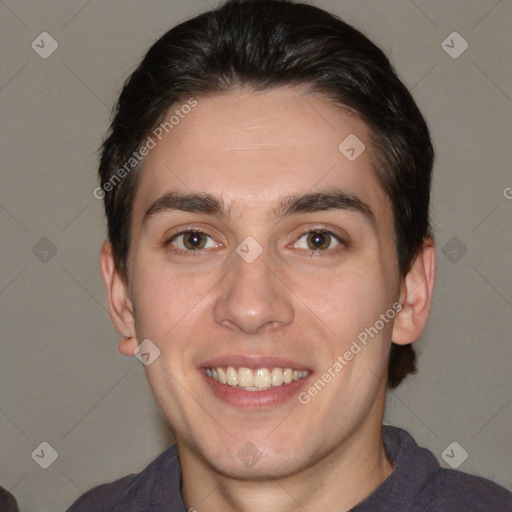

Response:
(200, 355), (312, 371)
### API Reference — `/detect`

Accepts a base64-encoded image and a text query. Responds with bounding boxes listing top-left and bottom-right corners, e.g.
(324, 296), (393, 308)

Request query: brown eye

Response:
(183, 232), (207, 250)
(170, 231), (216, 251)
(306, 232), (332, 250)
(293, 230), (344, 252)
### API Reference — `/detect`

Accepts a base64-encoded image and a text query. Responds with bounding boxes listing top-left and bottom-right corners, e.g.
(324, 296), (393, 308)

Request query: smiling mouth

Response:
(205, 366), (310, 391)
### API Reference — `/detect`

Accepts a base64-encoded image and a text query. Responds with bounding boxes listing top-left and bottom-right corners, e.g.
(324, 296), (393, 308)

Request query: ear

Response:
(392, 238), (436, 345)
(100, 240), (138, 356)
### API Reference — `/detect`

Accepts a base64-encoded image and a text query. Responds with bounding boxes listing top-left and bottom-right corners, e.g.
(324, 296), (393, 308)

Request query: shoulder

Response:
(65, 473), (139, 512)
(425, 467), (512, 511)
(381, 426), (512, 511)
(65, 445), (182, 512)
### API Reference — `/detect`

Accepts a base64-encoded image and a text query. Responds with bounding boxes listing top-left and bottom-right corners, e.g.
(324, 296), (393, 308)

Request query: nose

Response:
(213, 249), (294, 334)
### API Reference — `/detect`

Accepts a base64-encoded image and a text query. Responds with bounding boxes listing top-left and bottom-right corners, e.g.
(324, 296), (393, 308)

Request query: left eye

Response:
(170, 231), (218, 251)
(294, 231), (342, 251)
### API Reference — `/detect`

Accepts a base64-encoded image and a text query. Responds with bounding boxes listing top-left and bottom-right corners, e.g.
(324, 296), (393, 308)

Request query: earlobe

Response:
(100, 241), (136, 342)
(118, 336), (139, 356)
(392, 238), (436, 345)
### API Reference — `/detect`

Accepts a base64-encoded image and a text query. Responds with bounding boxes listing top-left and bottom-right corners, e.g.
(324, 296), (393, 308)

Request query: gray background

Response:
(0, 0), (511, 510)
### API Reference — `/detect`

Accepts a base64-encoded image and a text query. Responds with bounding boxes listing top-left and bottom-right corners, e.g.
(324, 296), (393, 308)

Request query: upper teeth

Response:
(206, 366), (309, 390)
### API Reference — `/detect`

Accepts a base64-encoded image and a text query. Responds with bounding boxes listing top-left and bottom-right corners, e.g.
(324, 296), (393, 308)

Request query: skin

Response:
(101, 86), (435, 511)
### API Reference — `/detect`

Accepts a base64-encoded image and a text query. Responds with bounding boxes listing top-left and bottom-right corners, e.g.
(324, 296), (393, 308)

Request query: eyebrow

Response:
(143, 188), (375, 226)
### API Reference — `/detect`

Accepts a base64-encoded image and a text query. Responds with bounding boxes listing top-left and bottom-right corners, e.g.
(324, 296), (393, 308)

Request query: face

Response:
(120, 87), (404, 479)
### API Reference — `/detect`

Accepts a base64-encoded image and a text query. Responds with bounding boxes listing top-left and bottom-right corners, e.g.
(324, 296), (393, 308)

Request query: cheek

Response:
(131, 262), (208, 340)
(292, 261), (392, 342)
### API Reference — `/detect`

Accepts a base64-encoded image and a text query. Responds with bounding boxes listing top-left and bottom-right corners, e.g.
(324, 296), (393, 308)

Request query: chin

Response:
(207, 454), (302, 481)
(192, 436), (318, 481)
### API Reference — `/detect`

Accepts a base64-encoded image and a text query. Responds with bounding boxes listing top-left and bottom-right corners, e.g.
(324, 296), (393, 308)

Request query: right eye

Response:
(166, 230), (220, 254)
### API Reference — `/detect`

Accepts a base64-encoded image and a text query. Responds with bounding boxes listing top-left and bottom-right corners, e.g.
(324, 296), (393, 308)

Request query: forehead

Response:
(132, 87), (391, 226)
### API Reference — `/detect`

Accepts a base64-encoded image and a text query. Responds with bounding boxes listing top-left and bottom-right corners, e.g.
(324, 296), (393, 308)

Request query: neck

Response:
(179, 397), (393, 511)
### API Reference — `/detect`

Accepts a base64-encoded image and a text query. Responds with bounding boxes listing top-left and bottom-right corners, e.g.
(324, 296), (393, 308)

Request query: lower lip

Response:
(201, 370), (312, 409)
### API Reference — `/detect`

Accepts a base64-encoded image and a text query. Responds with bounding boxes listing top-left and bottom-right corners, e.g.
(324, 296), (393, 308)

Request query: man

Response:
(68, 0), (512, 510)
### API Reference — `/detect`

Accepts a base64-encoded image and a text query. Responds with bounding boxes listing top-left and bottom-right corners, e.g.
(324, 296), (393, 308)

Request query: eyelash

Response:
(163, 228), (217, 257)
(163, 227), (347, 258)
(296, 229), (346, 256)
